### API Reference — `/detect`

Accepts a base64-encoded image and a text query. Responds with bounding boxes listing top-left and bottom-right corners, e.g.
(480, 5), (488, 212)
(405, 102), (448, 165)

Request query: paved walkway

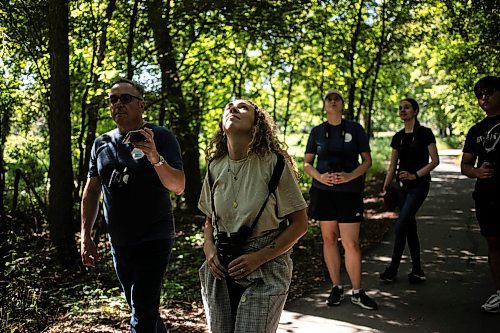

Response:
(279, 151), (499, 332)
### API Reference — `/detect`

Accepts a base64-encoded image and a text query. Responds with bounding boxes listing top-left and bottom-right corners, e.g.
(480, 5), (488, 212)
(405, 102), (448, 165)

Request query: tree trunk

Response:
(0, 100), (11, 215)
(346, 0), (365, 120)
(147, 0), (201, 213)
(75, 0), (116, 203)
(127, 0), (139, 79)
(283, 61), (295, 139)
(367, 0), (388, 139)
(48, 0), (78, 267)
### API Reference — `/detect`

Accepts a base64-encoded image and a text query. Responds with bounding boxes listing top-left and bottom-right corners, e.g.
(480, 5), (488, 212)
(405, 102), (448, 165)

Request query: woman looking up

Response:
(198, 99), (308, 332)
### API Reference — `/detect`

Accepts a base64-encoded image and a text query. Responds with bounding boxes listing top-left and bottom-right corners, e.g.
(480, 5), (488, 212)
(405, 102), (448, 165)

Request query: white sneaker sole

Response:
(351, 297), (377, 310)
(481, 306), (500, 314)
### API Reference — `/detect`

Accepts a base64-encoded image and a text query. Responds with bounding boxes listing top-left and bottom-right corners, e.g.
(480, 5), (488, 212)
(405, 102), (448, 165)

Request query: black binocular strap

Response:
(207, 153), (285, 235)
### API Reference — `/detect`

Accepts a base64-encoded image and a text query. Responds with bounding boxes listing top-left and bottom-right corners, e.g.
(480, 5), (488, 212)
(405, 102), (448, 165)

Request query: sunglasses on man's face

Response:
(475, 88), (495, 99)
(108, 93), (143, 105)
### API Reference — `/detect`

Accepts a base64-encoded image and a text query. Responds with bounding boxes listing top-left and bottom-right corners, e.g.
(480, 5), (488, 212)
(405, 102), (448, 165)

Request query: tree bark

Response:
(127, 0), (139, 79)
(75, 0), (116, 203)
(0, 99), (11, 215)
(346, 0), (365, 120)
(147, 0), (201, 213)
(48, 0), (78, 267)
(367, 0), (389, 138)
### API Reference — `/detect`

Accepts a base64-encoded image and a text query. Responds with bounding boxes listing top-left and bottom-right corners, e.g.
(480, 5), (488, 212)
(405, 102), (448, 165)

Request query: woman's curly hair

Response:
(205, 100), (299, 179)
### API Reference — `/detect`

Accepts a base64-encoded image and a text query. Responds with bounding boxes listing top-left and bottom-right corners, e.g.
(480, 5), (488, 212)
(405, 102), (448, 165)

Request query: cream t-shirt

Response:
(198, 153), (307, 238)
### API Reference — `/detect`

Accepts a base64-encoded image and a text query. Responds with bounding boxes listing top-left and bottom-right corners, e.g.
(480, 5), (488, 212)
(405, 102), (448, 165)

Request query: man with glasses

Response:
(80, 78), (185, 331)
(461, 75), (500, 314)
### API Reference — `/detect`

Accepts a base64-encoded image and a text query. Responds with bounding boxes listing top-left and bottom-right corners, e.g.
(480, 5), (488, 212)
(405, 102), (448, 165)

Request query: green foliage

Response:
(367, 136), (392, 179)
(1, 217), (58, 332)
(161, 221), (206, 304)
(0, 0), (497, 329)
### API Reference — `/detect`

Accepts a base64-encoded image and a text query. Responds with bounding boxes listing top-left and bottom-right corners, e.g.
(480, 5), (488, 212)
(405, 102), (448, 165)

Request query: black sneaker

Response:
(408, 269), (426, 284)
(326, 285), (344, 306)
(380, 266), (397, 282)
(351, 290), (378, 310)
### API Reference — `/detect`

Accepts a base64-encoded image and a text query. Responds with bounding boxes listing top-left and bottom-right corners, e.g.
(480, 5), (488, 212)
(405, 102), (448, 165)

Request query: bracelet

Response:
(152, 155), (165, 167)
(414, 172), (420, 179)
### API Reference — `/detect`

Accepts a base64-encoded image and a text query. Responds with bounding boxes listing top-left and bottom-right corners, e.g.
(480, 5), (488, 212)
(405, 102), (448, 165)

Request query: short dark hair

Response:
(401, 98), (420, 114)
(110, 78), (145, 98)
(474, 76), (500, 97)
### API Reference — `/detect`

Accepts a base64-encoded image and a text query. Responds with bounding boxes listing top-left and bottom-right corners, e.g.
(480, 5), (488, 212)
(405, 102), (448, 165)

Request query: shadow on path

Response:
(279, 154), (499, 333)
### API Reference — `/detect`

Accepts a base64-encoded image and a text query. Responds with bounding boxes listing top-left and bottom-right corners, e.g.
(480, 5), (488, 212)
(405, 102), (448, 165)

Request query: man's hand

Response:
(81, 237), (99, 267)
(475, 162), (495, 179)
(131, 128), (161, 164)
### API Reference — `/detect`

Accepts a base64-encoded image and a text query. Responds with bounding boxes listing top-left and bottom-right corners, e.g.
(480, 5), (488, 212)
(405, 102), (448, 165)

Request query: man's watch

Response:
(152, 155), (165, 167)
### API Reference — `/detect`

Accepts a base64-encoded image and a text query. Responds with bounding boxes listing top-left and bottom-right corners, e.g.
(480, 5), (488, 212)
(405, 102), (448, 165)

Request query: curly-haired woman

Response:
(198, 99), (308, 333)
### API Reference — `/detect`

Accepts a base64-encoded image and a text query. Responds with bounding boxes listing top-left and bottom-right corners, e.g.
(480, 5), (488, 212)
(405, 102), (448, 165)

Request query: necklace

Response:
(227, 156), (248, 208)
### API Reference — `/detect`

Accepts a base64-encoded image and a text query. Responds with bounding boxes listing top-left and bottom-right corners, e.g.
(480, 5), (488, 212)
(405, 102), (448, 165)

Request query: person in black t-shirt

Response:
(304, 89), (377, 310)
(380, 98), (439, 284)
(80, 78), (185, 332)
(461, 76), (500, 314)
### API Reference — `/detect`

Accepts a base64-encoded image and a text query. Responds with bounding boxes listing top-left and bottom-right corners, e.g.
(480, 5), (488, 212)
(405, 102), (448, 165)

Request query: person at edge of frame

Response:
(461, 75), (500, 314)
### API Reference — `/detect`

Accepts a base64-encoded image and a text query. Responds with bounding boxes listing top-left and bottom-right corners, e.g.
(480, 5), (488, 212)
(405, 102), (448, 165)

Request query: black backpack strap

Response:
(268, 153), (285, 193)
(247, 153), (285, 235)
(208, 153), (285, 237)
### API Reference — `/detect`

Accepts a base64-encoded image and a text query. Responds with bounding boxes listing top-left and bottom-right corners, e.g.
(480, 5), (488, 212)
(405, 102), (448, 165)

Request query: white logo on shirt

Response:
(345, 133), (353, 143)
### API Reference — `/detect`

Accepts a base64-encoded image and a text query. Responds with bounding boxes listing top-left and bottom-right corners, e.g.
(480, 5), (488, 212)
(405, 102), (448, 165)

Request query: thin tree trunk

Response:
(283, 61), (295, 139)
(75, 0), (116, 203)
(367, 0), (388, 139)
(0, 101), (11, 214)
(48, 0), (78, 267)
(127, 0), (139, 79)
(346, 0), (365, 120)
(147, 0), (201, 213)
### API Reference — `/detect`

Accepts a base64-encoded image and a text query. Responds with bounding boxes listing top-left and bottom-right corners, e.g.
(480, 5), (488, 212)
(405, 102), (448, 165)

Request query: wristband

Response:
(414, 172), (420, 179)
(152, 155), (165, 167)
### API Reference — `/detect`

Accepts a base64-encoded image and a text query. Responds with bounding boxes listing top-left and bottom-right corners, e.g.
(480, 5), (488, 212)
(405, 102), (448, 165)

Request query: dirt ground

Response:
(42, 176), (395, 333)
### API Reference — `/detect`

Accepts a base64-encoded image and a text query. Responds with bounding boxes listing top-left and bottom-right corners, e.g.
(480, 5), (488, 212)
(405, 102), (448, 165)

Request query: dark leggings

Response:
(390, 181), (430, 271)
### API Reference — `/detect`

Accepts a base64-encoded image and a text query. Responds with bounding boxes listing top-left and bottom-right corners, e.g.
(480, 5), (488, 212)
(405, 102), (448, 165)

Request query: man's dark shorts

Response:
(473, 190), (500, 237)
(308, 186), (364, 222)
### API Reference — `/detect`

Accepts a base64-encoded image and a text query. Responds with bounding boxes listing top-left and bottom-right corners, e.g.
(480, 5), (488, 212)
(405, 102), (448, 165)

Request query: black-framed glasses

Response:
(108, 93), (143, 104)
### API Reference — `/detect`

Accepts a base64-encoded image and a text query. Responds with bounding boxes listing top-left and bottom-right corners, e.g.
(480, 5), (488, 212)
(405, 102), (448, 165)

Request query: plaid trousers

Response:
(199, 230), (293, 333)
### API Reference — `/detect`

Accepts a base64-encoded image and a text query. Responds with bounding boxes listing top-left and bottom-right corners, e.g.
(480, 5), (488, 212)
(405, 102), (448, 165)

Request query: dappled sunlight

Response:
(279, 153), (497, 333)
(279, 311), (383, 332)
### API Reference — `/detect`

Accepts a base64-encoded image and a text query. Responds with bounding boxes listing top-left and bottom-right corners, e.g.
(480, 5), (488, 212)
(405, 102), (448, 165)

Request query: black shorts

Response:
(308, 186), (364, 222)
(473, 191), (500, 237)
